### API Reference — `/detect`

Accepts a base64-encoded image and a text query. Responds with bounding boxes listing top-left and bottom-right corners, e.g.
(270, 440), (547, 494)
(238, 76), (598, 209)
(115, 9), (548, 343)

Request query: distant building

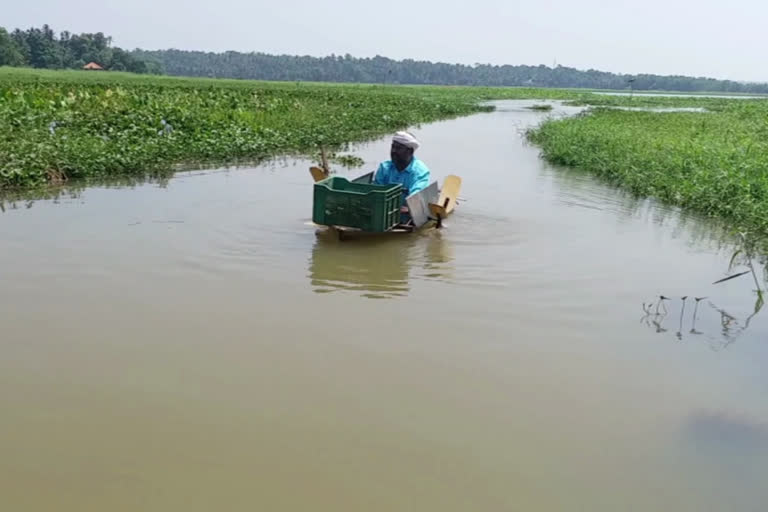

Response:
(83, 62), (104, 71)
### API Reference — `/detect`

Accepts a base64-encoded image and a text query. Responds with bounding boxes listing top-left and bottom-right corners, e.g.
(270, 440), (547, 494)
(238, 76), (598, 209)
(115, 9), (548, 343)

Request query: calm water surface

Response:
(2, 100), (767, 511)
(594, 91), (767, 99)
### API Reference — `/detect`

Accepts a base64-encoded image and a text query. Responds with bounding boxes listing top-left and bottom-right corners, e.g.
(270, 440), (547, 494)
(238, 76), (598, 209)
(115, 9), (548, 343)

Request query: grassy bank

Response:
(526, 99), (768, 245)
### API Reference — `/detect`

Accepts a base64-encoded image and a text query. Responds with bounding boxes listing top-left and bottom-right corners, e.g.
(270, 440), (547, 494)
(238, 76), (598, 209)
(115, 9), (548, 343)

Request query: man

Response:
(373, 131), (431, 213)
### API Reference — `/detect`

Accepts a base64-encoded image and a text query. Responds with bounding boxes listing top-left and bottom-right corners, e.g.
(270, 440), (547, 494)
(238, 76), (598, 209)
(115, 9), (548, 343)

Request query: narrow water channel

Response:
(2, 100), (766, 511)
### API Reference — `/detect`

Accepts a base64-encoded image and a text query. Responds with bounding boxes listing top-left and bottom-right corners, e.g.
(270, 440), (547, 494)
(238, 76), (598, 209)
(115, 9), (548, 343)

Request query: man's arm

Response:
(373, 163), (387, 185)
(408, 162), (431, 196)
(399, 162), (430, 213)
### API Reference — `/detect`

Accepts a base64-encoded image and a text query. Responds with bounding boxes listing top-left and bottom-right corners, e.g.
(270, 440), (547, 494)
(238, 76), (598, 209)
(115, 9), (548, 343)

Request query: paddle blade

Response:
(437, 175), (462, 214)
(310, 166), (328, 182)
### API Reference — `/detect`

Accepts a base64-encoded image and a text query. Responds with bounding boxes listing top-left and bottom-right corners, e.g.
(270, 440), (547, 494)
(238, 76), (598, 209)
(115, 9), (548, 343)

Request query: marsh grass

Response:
(526, 100), (768, 251)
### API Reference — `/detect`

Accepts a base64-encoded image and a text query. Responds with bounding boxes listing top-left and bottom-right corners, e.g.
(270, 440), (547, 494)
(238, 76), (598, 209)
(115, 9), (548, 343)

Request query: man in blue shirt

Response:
(373, 131), (431, 213)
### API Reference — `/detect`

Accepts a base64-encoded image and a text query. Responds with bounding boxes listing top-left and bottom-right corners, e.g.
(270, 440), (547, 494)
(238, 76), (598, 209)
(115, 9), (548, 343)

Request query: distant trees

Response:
(3, 24), (766, 94)
(131, 49), (768, 94)
(0, 28), (25, 66)
(0, 24), (162, 73)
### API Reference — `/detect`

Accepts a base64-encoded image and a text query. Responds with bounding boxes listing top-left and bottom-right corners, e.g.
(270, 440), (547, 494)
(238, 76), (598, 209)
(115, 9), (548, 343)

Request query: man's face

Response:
(390, 141), (413, 166)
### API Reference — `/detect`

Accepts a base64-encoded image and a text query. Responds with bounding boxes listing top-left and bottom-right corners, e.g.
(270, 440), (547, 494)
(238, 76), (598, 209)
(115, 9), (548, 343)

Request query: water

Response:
(2, 100), (767, 511)
(593, 91), (768, 100)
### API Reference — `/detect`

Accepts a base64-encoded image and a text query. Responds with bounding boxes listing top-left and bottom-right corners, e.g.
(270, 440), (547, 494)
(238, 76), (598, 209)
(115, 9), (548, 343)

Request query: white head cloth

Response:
(392, 131), (420, 150)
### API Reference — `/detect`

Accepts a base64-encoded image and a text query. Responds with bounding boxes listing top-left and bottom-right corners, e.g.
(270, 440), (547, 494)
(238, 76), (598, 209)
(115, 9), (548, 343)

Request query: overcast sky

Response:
(5, 0), (768, 82)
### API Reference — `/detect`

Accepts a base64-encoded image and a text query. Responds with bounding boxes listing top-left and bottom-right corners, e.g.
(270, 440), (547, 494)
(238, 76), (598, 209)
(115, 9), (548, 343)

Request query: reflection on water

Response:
(641, 293), (764, 350)
(547, 159), (765, 264)
(677, 408), (768, 509)
(684, 409), (768, 456)
(308, 228), (454, 299)
(0, 173), (175, 213)
(419, 231), (454, 280)
(681, 407), (768, 491)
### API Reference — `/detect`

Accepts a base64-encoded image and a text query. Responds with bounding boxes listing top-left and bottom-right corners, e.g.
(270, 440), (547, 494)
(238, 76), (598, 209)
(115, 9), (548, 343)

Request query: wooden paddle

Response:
(429, 175), (461, 226)
(309, 146), (332, 182)
(309, 166), (328, 182)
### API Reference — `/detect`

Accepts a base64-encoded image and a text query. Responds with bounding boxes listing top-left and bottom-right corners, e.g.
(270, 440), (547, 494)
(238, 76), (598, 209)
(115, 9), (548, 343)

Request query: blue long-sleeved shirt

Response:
(372, 158), (431, 205)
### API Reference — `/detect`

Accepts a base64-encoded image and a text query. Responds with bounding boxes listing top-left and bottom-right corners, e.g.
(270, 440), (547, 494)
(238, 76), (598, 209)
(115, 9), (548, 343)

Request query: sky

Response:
(5, 0), (768, 83)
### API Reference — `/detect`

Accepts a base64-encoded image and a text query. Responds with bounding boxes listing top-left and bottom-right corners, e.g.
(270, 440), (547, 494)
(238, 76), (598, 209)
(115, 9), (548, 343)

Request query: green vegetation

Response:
(526, 99), (768, 245)
(10, 67), (676, 190)
(329, 154), (365, 168)
(566, 94), (734, 110)
(3, 67), (764, 191)
(528, 104), (554, 111)
(0, 68), (523, 189)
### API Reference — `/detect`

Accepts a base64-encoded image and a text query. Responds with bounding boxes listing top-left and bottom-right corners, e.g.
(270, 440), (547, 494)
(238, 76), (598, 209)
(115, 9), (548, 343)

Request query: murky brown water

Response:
(2, 100), (767, 511)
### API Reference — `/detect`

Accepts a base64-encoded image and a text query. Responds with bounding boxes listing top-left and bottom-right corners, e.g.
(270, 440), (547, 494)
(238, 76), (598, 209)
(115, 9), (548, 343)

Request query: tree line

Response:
(3, 24), (767, 94)
(130, 49), (768, 94)
(0, 24), (161, 74)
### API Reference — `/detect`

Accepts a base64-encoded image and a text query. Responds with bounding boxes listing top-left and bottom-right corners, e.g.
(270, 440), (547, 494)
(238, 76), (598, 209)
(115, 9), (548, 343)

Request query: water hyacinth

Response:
(2, 68), (538, 189)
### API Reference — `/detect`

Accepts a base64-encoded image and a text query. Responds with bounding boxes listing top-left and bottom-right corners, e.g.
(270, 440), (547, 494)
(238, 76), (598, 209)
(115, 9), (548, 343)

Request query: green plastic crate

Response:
(313, 177), (402, 232)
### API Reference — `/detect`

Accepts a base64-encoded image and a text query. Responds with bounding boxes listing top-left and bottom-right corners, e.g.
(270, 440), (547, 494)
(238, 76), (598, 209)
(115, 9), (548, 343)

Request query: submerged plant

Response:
(717, 230), (766, 310)
(331, 154), (364, 168)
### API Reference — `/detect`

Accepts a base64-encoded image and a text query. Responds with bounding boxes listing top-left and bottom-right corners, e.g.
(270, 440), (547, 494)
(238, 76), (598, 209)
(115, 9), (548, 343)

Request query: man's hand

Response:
(400, 206), (409, 214)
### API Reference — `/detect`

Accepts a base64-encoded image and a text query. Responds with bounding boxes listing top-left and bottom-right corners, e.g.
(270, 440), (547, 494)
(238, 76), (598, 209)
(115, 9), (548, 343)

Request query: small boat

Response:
(309, 166), (461, 241)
